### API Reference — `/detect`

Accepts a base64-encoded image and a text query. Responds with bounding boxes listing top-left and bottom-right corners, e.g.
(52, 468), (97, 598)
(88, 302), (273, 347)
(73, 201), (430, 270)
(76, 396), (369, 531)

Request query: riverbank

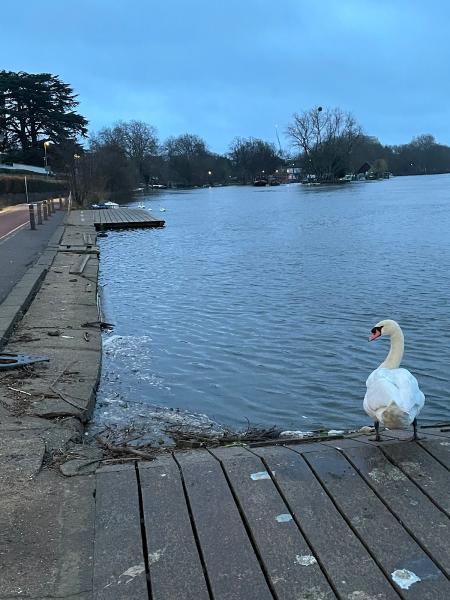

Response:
(2, 207), (450, 598)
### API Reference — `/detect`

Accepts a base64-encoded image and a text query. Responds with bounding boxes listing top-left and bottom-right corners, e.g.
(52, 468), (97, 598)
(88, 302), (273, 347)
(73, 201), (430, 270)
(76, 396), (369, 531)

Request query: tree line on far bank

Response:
(2, 70), (450, 205)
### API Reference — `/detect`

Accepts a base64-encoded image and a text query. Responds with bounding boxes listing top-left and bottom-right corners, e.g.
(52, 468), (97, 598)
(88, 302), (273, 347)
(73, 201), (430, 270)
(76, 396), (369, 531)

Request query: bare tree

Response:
(95, 120), (159, 186)
(228, 137), (281, 183)
(287, 107), (362, 181)
(164, 133), (210, 186)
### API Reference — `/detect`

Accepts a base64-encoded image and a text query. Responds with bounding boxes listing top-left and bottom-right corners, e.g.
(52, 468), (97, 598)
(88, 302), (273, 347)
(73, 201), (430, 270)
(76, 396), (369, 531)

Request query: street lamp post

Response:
(43, 140), (51, 173)
(73, 153), (81, 204)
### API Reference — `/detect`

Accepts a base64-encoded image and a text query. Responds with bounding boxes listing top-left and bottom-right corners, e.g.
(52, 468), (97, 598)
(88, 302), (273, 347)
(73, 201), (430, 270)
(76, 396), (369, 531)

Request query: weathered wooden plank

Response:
(95, 209), (105, 225)
(175, 450), (273, 600)
(104, 208), (114, 223)
(382, 442), (450, 514)
(384, 429), (447, 442)
(210, 447), (335, 599)
(343, 444), (450, 577)
(418, 427), (450, 439)
(381, 429), (415, 441)
(319, 437), (373, 450)
(109, 209), (124, 224)
(252, 446), (398, 599)
(418, 439), (450, 469)
(283, 441), (334, 453)
(116, 208), (140, 223)
(127, 209), (146, 222)
(304, 448), (449, 598)
(138, 458), (209, 600)
(93, 467), (148, 599)
(118, 209), (136, 223)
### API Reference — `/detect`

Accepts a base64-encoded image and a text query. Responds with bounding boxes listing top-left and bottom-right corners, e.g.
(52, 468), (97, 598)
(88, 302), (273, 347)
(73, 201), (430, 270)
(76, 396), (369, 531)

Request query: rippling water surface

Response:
(94, 175), (450, 432)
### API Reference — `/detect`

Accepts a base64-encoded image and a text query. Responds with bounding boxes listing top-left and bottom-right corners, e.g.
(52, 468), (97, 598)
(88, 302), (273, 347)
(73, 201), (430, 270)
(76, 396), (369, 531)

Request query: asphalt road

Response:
(0, 204), (65, 304)
(0, 204), (30, 241)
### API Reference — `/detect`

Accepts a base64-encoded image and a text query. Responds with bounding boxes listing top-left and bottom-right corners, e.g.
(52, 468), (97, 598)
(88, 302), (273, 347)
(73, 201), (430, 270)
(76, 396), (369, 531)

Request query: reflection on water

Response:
(93, 175), (450, 432)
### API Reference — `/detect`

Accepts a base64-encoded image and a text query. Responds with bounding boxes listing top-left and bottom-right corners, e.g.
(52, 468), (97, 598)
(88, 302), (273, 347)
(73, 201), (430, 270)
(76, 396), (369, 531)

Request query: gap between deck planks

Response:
(92, 431), (450, 600)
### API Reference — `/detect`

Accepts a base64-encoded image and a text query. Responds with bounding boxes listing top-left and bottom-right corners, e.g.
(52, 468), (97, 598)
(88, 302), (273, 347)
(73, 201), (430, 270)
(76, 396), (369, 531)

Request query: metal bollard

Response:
(36, 201), (43, 225)
(29, 204), (36, 230)
(59, 197), (63, 210)
(51, 198), (55, 213)
(43, 200), (48, 220)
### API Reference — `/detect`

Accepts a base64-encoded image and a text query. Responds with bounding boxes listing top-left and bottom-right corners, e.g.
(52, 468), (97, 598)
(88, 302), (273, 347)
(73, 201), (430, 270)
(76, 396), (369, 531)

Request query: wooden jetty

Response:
(67, 207), (165, 230)
(93, 425), (450, 599)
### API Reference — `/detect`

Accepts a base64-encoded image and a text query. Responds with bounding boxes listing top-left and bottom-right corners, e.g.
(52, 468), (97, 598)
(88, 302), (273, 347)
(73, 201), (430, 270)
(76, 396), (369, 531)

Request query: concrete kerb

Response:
(0, 224), (66, 349)
(0, 267), (48, 349)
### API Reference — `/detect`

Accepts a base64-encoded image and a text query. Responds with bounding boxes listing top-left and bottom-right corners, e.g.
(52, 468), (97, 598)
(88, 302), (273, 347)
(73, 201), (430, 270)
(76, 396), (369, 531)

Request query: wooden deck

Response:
(93, 426), (450, 599)
(67, 208), (165, 230)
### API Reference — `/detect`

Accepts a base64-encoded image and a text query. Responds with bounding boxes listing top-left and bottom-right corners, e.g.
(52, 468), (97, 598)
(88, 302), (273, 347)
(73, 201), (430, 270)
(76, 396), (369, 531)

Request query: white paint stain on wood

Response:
(295, 554), (317, 566)
(119, 563), (145, 583)
(250, 471), (270, 480)
(347, 592), (385, 599)
(391, 569), (421, 589)
(148, 547), (166, 565)
(276, 513), (293, 523)
(368, 466), (406, 484)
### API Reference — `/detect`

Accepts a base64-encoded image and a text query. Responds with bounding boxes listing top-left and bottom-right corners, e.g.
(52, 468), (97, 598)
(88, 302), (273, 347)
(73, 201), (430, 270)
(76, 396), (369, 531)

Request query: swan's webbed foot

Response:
(369, 421), (382, 442)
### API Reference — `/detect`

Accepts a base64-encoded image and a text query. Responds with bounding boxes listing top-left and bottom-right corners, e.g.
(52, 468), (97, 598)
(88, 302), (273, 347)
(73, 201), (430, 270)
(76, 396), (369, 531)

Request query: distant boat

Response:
(91, 201), (119, 209)
(339, 174), (354, 182)
(253, 179), (268, 187)
(160, 207), (166, 212)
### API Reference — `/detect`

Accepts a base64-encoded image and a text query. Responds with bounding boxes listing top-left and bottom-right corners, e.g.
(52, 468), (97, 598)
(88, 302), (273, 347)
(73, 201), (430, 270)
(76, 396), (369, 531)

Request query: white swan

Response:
(364, 319), (425, 441)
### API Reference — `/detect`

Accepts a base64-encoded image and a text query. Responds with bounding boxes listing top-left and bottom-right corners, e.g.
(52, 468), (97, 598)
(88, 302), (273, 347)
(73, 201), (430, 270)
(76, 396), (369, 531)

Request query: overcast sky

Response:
(2, 0), (449, 153)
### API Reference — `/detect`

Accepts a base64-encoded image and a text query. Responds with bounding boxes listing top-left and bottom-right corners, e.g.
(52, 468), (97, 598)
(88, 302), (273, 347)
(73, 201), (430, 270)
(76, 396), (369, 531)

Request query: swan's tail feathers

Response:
(376, 403), (411, 429)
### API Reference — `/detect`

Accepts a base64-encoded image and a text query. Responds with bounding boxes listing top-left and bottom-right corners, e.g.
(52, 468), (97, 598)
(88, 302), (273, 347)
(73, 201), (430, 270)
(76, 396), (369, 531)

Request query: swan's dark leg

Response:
(412, 418), (420, 441)
(370, 421), (381, 442)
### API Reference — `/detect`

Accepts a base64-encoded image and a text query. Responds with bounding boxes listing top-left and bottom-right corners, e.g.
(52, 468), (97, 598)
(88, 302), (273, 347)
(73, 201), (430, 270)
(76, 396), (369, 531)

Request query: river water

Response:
(92, 175), (450, 435)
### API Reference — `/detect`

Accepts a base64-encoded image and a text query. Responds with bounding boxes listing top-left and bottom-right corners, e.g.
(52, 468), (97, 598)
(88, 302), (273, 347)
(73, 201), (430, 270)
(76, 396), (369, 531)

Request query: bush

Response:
(0, 173), (68, 195)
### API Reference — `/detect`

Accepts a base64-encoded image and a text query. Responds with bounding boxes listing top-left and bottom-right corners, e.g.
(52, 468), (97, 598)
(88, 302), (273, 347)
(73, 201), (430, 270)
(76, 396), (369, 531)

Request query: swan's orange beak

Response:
(369, 330), (381, 341)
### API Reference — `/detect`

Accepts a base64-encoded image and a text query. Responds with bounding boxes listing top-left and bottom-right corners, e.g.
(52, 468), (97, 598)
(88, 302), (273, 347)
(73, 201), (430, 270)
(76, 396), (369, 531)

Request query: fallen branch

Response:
(49, 386), (85, 412)
(7, 386), (32, 396)
(49, 360), (78, 390)
(164, 423), (281, 448)
(97, 435), (155, 461)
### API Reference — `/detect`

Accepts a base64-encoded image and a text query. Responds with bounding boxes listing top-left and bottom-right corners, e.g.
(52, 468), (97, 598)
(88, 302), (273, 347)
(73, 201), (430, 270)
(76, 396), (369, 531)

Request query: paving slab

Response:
(0, 469), (95, 599)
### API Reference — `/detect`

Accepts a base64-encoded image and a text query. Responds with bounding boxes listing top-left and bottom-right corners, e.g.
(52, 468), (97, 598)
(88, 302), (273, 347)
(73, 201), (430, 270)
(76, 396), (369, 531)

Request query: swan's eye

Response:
(371, 326), (383, 334)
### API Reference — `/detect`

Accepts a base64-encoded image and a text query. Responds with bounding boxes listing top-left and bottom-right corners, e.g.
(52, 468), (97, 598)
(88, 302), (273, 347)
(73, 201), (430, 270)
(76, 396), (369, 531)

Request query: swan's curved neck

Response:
(380, 328), (404, 369)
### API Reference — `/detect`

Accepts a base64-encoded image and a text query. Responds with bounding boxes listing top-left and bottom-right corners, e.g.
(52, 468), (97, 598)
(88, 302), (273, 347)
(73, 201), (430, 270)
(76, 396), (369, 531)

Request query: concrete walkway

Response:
(0, 209), (100, 599)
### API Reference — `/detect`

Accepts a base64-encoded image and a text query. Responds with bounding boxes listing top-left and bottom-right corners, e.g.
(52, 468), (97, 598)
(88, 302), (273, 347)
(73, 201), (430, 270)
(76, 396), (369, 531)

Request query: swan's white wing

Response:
(364, 370), (398, 420)
(388, 368), (425, 417)
(364, 368), (425, 426)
